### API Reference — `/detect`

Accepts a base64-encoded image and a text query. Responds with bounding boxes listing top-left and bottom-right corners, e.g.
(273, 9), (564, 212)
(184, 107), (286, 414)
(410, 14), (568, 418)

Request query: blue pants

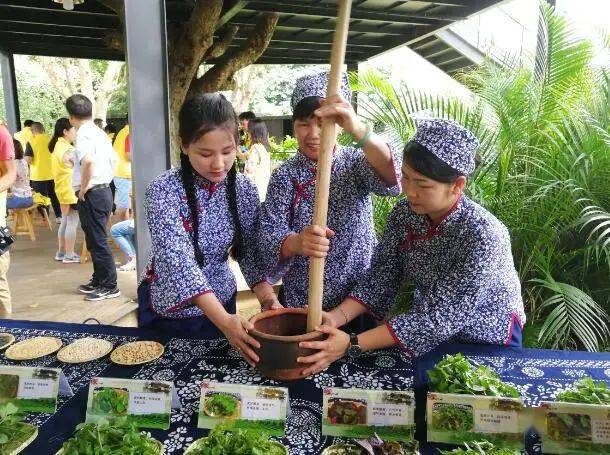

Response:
(110, 220), (136, 258)
(7, 196), (33, 209)
(138, 279), (236, 337)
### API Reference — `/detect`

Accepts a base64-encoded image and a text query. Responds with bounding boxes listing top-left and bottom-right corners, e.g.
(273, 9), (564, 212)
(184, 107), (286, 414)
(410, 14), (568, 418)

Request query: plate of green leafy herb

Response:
(427, 354), (520, 398)
(0, 403), (37, 455)
(56, 417), (163, 455)
(555, 377), (610, 405)
(92, 387), (129, 416)
(203, 392), (241, 418)
(322, 440), (419, 454)
(184, 425), (287, 454)
(439, 440), (521, 454)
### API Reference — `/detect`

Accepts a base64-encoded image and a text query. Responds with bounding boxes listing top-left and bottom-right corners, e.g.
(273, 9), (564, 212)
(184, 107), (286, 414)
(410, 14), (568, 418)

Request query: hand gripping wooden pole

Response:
(306, 0), (353, 333)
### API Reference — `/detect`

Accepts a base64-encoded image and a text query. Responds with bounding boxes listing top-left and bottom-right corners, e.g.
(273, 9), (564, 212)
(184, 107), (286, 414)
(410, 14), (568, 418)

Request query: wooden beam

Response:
(0, 31), (104, 47)
(217, 0), (249, 28)
(235, 27), (384, 48)
(245, 1), (463, 24)
(232, 14), (415, 36)
(0, 0), (116, 14)
(5, 42), (123, 61)
(0, 5), (119, 29)
(0, 21), (110, 38)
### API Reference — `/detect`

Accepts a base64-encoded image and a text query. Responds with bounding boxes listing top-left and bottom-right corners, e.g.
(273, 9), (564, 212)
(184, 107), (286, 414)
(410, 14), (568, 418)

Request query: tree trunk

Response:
(94, 61), (124, 121)
(99, 0), (279, 163)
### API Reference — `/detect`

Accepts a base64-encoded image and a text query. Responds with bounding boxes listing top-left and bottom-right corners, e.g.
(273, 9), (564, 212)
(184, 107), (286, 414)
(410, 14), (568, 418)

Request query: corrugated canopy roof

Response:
(0, 0), (503, 63)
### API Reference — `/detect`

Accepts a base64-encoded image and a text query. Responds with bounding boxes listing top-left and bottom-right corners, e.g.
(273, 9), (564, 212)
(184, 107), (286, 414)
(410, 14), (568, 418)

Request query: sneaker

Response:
(85, 288), (121, 301)
(119, 258), (136, 272)
(55, 217), (62, 225)
(54, 252), (65, 261)
(62, 254), (81, 264)
(78, 281), (98, 294)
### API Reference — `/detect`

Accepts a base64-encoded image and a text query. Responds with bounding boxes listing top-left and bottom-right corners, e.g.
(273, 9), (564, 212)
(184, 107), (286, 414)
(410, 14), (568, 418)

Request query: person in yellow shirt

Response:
(50, 118), (80, 264)
(113, 123), (131, 221)
(25, 122), (62, 222)
(104, 123), (117, 144)
(13, 120), (34, 151)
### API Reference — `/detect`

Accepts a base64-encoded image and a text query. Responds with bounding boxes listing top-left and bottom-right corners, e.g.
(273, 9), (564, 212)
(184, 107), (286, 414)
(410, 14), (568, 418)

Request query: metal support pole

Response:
(0, 50), (21, 134)
(123, 0), (171, 275)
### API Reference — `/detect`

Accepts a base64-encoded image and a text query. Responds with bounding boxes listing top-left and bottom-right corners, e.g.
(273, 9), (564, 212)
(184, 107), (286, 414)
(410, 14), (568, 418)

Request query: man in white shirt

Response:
(66, 94), (120, 301)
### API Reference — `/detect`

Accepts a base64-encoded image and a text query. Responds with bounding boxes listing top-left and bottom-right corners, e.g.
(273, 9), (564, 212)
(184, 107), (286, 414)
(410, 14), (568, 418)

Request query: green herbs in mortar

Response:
(92, 388), (129, 416)
(555, 377), (610, 405)
(206, 393), (239, 417)
(59, 417), (161, 455)
(0, 403), (37, 455)
(187, 425), (285, 455)
(428, 354), (519, 398)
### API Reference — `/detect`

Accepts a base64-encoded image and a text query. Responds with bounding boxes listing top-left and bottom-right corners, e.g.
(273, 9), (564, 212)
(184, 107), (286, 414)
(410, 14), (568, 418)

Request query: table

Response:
(0, 320), (608, 454)
(0, 319), (414, 454)
(414, 343), (610, 454)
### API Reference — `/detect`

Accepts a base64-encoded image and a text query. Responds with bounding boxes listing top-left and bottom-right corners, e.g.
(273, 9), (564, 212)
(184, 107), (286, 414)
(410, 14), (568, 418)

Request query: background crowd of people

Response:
(0, 100), (273, 315)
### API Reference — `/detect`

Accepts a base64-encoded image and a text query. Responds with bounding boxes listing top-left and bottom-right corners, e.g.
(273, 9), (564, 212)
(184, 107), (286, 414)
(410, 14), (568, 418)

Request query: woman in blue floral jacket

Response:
(138, 93), (278, 366)
(298, 118), (526, 375)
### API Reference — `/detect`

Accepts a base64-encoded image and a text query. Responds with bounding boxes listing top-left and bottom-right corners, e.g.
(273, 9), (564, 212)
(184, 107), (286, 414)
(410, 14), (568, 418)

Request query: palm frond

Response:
(533, 275), (609, 351)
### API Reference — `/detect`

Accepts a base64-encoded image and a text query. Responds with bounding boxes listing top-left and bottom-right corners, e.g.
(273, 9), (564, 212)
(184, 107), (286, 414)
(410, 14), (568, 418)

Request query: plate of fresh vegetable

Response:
(56, 417), (163, 455)
(203, 392), (241, 419)
(322, 440), (419, 455)
(0, 403), (38, 455)
(555, 377), (610, 405)
(438, 440), (521, 454)
(184, 425), (287, 454)
(427, 353), (520, 398)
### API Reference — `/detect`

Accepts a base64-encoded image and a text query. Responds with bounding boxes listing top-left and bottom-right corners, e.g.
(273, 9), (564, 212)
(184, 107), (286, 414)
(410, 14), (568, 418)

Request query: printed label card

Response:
(427, 392), (526, 449)
(85, 377), (176, 430)
(197, 381), (288, 436)
(322, 388), (415, 441)
(538, 401), (610, 455)
(0, 366), (71, 413)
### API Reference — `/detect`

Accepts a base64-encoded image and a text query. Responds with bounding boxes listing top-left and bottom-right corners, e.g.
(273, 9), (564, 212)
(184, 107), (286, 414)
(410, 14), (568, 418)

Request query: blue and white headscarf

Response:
(411, 118), (479, 175)
(291, 71), (352, 110)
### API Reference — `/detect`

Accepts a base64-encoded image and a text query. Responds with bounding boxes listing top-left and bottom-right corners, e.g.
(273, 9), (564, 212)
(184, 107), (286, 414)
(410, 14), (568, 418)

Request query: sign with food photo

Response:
(197, 381), (288, 436)
(322, 387), (415, 440)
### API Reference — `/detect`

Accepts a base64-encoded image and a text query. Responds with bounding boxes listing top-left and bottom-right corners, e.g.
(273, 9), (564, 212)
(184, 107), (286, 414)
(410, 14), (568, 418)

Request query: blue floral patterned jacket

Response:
(350, 196), (526, 356)
(258, 145), (401, 310)
(142, 168), (264, 319)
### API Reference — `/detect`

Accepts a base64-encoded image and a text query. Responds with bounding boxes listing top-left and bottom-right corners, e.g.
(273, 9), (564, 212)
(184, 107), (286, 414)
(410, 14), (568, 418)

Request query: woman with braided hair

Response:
(138, 93), (279, 366)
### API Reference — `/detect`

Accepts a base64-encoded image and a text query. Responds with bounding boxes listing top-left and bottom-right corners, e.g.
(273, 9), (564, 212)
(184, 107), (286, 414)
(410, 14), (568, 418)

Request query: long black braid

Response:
(226, 162), (243, 261)
(180, 152), (205, 266)
(178, 93), (244, 266)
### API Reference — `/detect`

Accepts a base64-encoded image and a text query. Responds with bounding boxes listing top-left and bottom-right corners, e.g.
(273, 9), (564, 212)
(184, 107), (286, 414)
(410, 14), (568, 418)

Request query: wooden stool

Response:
(81, 241), (88, 264)
(10, 205), (38, 241)
(36, 207), (53, 231)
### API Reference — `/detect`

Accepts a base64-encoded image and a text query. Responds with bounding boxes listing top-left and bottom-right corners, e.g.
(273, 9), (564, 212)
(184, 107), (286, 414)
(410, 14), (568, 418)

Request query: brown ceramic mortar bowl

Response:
(249, 307), (330, 381)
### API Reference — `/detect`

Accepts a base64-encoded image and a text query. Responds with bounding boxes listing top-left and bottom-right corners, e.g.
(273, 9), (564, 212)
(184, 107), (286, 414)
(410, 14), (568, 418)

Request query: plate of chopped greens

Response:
(427, 353), (519, 398)
(184, 426), (287, 455)
(203, 392), (241, 419)
(555, 377), (610, 405)
(0, 403), (38, 455)
(322, 440), (420, 455)
(56, 418), (163, 455)
(439, 440), (521, 454)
